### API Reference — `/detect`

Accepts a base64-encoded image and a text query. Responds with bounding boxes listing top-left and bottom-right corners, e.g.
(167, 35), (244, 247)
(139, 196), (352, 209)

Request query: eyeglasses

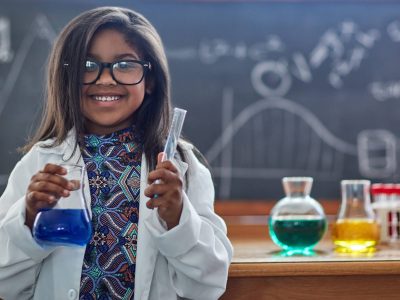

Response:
(82, 59), (151, 85)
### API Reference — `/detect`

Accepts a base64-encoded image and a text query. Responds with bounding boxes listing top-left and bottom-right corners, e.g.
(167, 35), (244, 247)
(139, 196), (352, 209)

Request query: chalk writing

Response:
(358, 130), (397, 178)
(169, 21), (382, 94)
(387, 20), (400, 42)
(369, 81), (400, 101)
(0, 17), (13, 63)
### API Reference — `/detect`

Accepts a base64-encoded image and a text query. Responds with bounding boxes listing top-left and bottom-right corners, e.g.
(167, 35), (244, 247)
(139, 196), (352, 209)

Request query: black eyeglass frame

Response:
(82, 59), (152, 85)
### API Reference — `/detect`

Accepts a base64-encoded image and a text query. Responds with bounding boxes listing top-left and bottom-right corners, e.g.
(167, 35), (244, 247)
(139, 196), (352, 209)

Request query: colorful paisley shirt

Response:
(79, 126), (143, 300)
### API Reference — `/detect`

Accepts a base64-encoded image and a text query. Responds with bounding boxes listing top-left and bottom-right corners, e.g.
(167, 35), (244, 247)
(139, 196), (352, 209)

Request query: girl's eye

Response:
(115, 61), (137, 71)
(85, 60), (98, 72)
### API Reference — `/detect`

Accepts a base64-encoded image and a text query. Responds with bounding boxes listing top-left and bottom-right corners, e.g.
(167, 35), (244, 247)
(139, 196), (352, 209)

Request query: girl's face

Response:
(81, 28), (149, 135)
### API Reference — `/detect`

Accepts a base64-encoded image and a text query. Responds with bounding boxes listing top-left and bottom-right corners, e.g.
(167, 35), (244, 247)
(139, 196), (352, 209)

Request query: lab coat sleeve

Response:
(145, 148), (233, 300)
(0, 149), (54, 300)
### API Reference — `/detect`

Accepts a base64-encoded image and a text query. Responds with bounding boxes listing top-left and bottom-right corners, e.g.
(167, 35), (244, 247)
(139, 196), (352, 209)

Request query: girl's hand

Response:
(25, 163), (75, 230)
(145, 153), (183, 230)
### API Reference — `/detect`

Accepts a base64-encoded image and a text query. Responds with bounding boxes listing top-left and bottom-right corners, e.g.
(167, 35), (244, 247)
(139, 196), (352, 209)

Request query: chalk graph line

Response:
(206, 90), (399, 197)
(206, 96), (358, 164)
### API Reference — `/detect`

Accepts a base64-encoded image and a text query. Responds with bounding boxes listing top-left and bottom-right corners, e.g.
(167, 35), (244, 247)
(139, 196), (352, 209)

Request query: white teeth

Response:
(93, 95), (121, 102)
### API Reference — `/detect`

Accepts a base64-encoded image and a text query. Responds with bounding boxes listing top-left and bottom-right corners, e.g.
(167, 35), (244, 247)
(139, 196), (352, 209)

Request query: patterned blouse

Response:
(79, 126), (143, 300)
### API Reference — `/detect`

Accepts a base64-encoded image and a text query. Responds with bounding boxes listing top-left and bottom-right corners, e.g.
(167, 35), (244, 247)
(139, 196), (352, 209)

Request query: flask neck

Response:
(282, 177), (313, 198)
(338, 180), (374, 219)
(285, 191), (310, 198)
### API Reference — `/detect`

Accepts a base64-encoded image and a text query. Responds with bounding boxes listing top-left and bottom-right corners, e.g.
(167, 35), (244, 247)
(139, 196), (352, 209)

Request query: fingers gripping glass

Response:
(83, 59), (151, 85)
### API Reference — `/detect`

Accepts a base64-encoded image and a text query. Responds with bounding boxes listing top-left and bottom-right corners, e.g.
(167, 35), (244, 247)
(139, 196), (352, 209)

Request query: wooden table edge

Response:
(228, 260), (400, 277)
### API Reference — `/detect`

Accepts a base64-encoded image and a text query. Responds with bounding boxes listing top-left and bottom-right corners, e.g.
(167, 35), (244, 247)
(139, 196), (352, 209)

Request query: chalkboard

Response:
(1, 0), (400, 200)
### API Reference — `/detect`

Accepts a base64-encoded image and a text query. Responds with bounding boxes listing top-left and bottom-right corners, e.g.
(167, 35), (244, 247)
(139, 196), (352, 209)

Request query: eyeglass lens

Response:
(83, 60), (147, 85)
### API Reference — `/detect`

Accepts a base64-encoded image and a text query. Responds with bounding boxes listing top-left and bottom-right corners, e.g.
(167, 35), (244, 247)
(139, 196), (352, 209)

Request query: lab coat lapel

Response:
(135, 154), (158, 299)
(134, 152), (188, 299)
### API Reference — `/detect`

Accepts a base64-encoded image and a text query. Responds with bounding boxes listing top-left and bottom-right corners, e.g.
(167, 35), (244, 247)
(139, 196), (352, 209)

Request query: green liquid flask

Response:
(269, 177), (327, 255)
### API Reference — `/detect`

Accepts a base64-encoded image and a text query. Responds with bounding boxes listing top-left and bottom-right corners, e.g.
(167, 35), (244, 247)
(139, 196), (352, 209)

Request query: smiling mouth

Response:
(91, 95), (122, 102)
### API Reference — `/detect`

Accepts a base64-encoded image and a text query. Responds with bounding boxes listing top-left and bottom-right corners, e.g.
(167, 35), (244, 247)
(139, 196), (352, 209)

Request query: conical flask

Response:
(333, 180), (380, 253)
(269, 177), (327, 255)
(33, 164), (92, 247)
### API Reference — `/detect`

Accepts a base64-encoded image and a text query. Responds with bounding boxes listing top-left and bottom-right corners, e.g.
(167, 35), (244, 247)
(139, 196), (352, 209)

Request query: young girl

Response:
(0, 6), (232, 300)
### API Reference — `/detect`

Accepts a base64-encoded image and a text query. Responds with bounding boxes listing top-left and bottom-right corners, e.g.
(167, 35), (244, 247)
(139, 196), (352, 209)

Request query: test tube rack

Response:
(371, 184), (400, 243)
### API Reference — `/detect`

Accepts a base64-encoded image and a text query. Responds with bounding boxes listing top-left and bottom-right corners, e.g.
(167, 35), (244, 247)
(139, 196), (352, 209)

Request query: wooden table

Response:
(221, 216), (400, 300)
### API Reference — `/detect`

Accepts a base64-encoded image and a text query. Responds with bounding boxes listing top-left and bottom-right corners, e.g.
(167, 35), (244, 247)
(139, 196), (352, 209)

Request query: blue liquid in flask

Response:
(33, 209), (92, 247)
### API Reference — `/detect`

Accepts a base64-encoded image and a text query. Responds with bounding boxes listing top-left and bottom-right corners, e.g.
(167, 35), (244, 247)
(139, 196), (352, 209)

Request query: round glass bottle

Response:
(269, 177), (327, 255)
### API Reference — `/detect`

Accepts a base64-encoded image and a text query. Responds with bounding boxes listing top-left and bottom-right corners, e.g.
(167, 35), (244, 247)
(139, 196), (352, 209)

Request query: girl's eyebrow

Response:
(86, 53), (140, 61)
(114, 53), (140, 60)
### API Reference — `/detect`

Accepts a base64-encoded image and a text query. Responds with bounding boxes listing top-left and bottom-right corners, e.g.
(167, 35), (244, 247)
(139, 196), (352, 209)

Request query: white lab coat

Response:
(0, 131), (233, 300)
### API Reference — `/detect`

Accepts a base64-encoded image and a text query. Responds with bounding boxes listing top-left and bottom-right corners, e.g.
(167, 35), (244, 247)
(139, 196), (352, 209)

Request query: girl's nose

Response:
(96, 67), (117, 86)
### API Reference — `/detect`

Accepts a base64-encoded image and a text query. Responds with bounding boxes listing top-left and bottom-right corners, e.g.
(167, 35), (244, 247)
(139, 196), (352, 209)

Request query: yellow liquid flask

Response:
(333, 180), (380, 254)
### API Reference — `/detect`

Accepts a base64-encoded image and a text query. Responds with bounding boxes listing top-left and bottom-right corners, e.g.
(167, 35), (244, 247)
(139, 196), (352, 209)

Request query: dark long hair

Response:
(22, 7), (172, 170)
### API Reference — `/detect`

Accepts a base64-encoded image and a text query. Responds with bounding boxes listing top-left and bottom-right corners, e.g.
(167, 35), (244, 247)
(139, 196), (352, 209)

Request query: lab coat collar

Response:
(35, 129), (81, 164)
